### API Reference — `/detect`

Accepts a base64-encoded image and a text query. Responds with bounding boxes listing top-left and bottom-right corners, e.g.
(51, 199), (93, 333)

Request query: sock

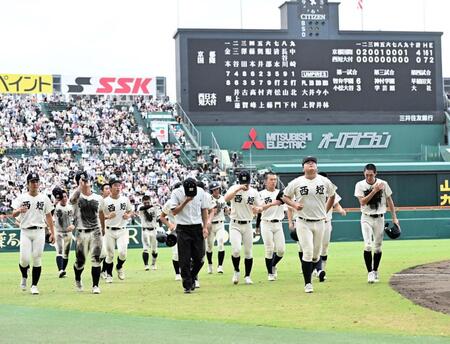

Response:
(298, 251), (303, 262)
(232, 256), (240, 272)
(56, 256), (64, 271)
(301, 260), (313, 285)
(91, 266), (101, 287)
(364, 250), (373, 272)
(142, 252), (149, 265)
(19, 264), (29, 278)
(206, 251), (213, 265)
(63, 258), (69, 270)
(218, 251), (225, 266)
(74, 265), (83, 282)
(272, 254), (283, 267)
(265, 258), (273, 274)
(31, 266), (42, 286)
(116, 258), (125, 270)
(106, 262), (114, 276)
(314, 258), (323, 271)
(373, 252), (382, 271)
(244, 258), (253, 277)
(172, 260), (180, 274)
(152, 252), (158, 259)
(101, 259), (107, 273)
(320, 255), (328, 271)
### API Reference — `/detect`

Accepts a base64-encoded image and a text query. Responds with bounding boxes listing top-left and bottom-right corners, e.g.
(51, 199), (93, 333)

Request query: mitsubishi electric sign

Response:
(241, 128), (391, 150)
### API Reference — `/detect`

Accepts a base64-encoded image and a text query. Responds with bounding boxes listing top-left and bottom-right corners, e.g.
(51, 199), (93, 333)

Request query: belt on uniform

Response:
(368, 214), (384, 218)
(232, 219), (251, 224)
(211, 220), (223, 224)
(143, 227), (154, 231)
(263, 219), (282, 223)
(107, 226), (124, 230)
(297, 216), (323, 222)
(78, 228), (96, 233)
(24, 226), (44, 230)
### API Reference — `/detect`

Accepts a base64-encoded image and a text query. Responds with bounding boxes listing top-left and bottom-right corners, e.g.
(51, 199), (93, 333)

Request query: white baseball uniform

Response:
(259, 189), (285, 259)
(54, 202), (74, 259)
(321, 193), (342, 256)
(206, 194), (227, 253)
(162, 200), (178, 261)
(139, 203), (161, 254)
(354, 178), (392, 253)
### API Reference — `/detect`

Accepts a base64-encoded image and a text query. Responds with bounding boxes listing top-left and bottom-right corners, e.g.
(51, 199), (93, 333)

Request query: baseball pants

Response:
(55, 231), (73, 259)
(206, 222), (225, 253)
(74, 229), (102, 269)
(19, 228), (45, 267)
(142, 229), (157, 253)
(261, 221), (285, 259)
(361, 214), (384, 253)
(105, 228), (129, 263)
(230, 222), (253, 259)
(320, 221), (332, 256)
(296, 219), (325, 262)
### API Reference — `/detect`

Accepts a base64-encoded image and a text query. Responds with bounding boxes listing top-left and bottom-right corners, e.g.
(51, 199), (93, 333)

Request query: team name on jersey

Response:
(107, 202), (127, 212)
(298, 185), (325, 196)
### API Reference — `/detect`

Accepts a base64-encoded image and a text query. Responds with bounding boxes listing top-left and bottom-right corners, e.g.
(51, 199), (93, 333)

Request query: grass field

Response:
(1, 240), (450, 343)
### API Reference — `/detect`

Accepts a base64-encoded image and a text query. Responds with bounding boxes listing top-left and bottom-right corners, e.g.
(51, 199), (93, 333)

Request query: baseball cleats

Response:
(175, 274), (182, 281)
(207, 264), (213, 274)
(92, 286), (101, 294)
(374, 271), (380, 283)
(217, 265), (224, 273)
(20, 278), (27, 291)
(117, 268), (125, 280)
(30, 285), (39, 295)
(232, 271), (240, 285)
(184, 288), (191, 294)
(59, 270), (66, 278)
(304, 283), (314, 293)
(312, 269), (318, 278)
(75, 280), (83, 292)
(367, 271), (376, 284)
(272, 266), (278, 279)
(318, 270), (326, 282)
(151, 264), (157, 271)
(101, 271), (107, 279)
(145, 265), (150, 271)
(244, 276), (253, 285)
(194, 280), (200, 288)
(268, 274), (275, 281)
(106, 275), (113, 284)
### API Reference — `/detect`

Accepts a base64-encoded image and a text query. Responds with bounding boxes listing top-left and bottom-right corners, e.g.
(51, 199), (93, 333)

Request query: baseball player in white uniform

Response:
(12, 173), (55, 295)
(53, 189), (74, 278)
(224, 170), (263, 285)
(70, 171), (105, 294)
(101, 177), (134, 283)
(354, 163), (399, 283)
(160, 198), (182, 281)
(139, 195), (161, 271)
(283, 157), (336, 293)
(255, 172), (286, 281)
(206, 181), (228, 274)
(100, 183), (111, 279)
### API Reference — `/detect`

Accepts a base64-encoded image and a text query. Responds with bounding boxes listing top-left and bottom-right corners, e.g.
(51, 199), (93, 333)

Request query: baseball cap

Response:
(238, 170), (250, 184)
(209, 181), (221, 191)
(75, 171), (89, 185)
(27, 173), (40, 182)
(302, 156), (317, 165)
(183, 178), (198, 197)
(109, 177), (122, 186)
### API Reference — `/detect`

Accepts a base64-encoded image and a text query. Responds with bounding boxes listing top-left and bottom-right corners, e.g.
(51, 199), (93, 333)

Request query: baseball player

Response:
(206, 181), (228, 274)
(99, 183), (111, 279)
(354, 163), (399, 283)
(139, 195), (160, 271)
(12, 172), (55, 295)
(282, 157), (336, 293)
(53, 189), (74, 278)
(224, 170), (263, 285)
(70, 171), (105, 294)
(101, 177), (134, 283)
(255, 172), (285, 281)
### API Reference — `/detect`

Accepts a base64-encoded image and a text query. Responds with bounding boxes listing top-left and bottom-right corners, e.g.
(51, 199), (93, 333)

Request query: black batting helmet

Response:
(384, 222), (401, 239)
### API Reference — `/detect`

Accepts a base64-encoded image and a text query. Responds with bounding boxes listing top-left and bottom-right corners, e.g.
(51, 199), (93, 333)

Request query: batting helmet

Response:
(156, 230), (167, 244)
(384, 222), (401, 239)
(289, 230), (298, 242)
(166, 231), (177, 247)
(209, 181), (221, 192)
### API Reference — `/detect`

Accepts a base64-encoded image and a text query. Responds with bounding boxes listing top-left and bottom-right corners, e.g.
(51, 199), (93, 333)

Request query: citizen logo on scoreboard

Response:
(300, 14), (326, 20)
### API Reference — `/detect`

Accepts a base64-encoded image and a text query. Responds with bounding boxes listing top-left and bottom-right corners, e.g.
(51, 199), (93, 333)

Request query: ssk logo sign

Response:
(61, 76), (156, 96)
(242, 128), (265, 150)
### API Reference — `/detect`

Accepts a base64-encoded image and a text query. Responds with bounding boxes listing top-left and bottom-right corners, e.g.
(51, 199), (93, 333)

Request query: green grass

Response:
(1, 240), (450, 343)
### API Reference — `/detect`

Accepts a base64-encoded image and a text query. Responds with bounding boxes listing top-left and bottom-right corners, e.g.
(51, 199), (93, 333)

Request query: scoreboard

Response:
(175, 1), (444, 125)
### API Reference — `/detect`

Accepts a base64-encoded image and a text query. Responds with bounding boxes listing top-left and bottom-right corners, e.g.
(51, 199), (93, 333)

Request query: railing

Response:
(168, 126), (195, 167)
(211, 132), (226, 170)
(174, 103), (201, 148)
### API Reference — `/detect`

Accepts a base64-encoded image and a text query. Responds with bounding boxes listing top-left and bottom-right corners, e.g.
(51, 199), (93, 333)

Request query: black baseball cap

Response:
(183, 178), (198, 197)
(75, 171), (89, 185)
(209, 181), (221, 191)
(302, 156), (317, 165)
(238, 170), (250, 184)
(27, 173), (40, 182)
(109, 177), (122, 186)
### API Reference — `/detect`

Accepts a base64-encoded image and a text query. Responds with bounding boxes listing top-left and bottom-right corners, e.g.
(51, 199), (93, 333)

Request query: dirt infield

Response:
(390, 260), (450, 315)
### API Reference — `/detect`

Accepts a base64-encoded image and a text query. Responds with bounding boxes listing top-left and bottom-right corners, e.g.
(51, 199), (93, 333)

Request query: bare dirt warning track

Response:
(390, 260), (450, 315)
